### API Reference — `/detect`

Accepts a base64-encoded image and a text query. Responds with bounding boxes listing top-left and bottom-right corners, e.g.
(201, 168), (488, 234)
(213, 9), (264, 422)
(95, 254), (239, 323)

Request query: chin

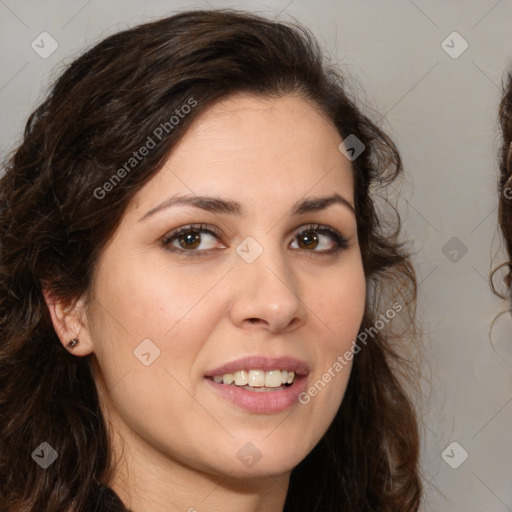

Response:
(208, 439), (308, 478)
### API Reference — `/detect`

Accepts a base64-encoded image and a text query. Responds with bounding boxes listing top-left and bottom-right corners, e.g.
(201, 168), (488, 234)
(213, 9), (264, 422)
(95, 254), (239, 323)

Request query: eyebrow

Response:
(138, 192), (355, 222)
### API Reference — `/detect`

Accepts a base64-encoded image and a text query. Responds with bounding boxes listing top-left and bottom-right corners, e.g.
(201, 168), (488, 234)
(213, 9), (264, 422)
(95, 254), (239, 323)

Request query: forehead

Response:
(129, 93), (354, 216)
(184, 92), (341, 156)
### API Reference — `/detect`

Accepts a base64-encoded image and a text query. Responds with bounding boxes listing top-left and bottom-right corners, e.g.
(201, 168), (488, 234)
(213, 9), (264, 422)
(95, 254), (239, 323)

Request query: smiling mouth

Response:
(206, 369), (295, 391)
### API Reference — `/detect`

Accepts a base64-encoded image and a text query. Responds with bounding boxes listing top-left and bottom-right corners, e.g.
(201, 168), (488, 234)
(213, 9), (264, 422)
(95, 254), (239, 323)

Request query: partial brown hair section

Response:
(497, 73), (512, 293)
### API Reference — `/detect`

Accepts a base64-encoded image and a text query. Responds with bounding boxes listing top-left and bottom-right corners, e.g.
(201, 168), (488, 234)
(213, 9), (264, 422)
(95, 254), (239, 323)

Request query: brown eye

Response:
(162, 224), (224, 257)
(291, 224), (349, 254)
(176, 230), (202, 250)
(296, 230), (319, 250)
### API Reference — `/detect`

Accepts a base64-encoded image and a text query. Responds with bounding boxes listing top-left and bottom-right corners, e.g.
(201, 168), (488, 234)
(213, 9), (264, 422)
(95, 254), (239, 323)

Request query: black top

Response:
(94, 485), (131, 511)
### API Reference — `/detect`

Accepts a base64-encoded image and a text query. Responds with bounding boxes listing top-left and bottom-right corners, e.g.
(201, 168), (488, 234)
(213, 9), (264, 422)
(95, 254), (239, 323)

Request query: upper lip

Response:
(205, 356), (310, 378)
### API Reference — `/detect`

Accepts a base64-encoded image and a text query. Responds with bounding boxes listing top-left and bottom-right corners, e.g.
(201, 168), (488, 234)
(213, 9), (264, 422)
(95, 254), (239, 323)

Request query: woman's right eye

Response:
(162, 224), (226, 257)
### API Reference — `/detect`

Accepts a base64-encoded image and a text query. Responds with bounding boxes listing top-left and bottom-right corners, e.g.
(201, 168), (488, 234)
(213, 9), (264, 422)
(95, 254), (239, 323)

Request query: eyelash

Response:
(161, 223), (349, 258)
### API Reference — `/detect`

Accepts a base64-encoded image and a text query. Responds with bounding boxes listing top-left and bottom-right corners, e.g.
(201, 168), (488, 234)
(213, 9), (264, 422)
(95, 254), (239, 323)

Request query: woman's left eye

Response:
(162, 223), (348, 257)
(291, 225), (348, 254)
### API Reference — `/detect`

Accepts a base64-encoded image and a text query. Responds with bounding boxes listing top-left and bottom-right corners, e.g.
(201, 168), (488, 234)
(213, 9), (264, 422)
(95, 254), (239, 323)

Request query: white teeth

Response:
(234, 370), (248, 386)
(265, 370), (282, 388)
(222, 373), (234, 385)
(212, 369), (296, 388)
(248, 370), (265, 387)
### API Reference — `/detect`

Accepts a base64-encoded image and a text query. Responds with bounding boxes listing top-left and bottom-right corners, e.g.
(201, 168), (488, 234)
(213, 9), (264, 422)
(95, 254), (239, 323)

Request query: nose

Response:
(228, 243), (307, 334)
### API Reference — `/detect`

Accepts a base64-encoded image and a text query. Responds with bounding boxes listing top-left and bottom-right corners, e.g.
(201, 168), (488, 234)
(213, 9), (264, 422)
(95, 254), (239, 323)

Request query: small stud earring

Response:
(67, 338), (79, 349)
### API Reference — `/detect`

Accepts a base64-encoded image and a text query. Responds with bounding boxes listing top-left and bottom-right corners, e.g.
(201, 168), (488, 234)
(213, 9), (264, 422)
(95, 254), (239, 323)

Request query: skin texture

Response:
(45, 93), (366, 512)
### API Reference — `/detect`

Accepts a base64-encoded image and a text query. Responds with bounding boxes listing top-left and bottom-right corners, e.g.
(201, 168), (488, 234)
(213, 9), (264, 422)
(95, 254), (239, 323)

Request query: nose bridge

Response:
(240, 231), (295, 290)
(230, 232), (305, 331)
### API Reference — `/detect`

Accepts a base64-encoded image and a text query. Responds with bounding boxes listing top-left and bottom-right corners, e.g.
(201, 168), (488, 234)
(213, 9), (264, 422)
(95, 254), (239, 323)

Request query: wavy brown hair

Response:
(0, 9), (422, 511)
(497, 73), (512, 293)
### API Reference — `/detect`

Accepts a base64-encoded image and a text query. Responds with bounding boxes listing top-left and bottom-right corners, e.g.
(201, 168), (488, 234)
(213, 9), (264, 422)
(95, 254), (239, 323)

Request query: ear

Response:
(43, 288), (94, 357)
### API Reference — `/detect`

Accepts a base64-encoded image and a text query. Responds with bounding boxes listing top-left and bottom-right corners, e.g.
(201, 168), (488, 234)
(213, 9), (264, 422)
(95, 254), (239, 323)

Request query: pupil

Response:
(300, 230), (318, 249)
(179, 231), (200, 249)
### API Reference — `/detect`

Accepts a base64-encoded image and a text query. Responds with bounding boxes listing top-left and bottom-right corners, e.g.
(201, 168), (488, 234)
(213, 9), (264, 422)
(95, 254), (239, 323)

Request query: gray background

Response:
(1, 0), (511, 510)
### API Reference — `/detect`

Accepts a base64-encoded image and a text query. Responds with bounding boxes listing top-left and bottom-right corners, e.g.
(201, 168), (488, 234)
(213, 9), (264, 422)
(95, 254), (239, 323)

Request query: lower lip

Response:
(204, 376), (308, 414)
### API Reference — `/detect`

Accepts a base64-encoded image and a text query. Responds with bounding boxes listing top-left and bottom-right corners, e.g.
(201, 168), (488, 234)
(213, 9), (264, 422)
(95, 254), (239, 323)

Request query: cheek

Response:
(90, 263), (231, 451)
(316, 261), (366, 344)
(306, 261), (366, 402)
(95, 253), (221, 333)
(89, 259), (229, 379)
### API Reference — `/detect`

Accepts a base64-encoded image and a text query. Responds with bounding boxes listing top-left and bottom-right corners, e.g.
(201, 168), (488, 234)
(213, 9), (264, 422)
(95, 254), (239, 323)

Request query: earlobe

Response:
(43, 289), (94, 356)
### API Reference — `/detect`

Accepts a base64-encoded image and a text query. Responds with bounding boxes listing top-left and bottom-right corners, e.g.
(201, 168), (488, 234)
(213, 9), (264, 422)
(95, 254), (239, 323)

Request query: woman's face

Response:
(79, 93), (366, 481)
